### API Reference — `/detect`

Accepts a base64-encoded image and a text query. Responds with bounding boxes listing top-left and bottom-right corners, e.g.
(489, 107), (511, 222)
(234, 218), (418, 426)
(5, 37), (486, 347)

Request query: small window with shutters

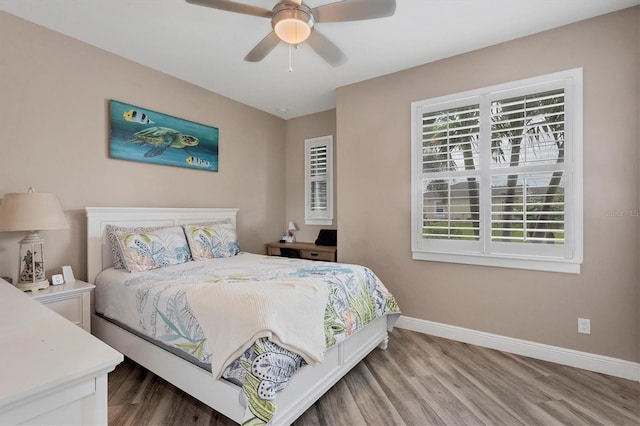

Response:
(305, 135), (333, 225)
(411, 69), (583, 273)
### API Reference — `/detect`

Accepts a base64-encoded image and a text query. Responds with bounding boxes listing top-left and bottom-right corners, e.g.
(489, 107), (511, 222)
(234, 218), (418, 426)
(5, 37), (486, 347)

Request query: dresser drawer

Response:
(44, 297), (83, 326)
(299, 249), (335, 262)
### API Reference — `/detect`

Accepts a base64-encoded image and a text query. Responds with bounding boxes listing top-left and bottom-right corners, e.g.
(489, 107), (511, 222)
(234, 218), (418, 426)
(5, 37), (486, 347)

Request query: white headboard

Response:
(85, 207), (239, 283)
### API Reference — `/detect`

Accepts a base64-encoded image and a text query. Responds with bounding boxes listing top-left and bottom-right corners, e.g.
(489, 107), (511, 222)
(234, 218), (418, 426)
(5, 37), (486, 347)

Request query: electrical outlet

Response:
(578, 318), (591, 334)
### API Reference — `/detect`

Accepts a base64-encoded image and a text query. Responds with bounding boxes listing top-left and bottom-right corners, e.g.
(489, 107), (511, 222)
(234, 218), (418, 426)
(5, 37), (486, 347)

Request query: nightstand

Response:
(266, 241), (337, 262)
(29, 280), (95, 332)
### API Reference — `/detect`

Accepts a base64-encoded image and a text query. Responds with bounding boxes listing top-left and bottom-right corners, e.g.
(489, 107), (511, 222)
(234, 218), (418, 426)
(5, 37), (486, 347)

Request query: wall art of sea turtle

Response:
(129, 126), (199, 158)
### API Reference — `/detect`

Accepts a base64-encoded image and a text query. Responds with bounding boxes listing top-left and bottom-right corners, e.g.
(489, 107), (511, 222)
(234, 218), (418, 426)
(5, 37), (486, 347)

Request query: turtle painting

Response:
(129, 126), (199, 157)
(110, 100), (218, 171)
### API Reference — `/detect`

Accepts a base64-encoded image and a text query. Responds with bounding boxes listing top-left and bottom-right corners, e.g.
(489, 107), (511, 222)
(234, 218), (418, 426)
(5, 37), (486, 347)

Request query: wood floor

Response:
(107, 328), (639, 425)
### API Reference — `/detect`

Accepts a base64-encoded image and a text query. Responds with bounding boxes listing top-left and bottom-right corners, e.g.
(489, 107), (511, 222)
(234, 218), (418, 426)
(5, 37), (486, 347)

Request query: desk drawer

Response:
(300, 249), (335, 262)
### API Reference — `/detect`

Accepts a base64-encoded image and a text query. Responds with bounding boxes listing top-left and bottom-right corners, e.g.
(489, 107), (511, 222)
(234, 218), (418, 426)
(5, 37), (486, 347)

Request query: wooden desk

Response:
(266, 241), (337, 262)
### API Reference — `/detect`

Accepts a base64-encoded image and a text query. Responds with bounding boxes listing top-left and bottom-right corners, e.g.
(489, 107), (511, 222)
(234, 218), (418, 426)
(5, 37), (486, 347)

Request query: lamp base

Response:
(16, 279), (49, 292)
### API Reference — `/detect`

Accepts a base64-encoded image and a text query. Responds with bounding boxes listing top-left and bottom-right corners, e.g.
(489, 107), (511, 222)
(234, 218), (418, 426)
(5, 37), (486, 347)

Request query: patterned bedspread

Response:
(95, 253), (400, 425)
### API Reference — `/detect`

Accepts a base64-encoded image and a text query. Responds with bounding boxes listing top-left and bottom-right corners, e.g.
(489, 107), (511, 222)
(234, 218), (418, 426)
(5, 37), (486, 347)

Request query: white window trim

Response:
(305, 135), (334, 226)
(411, 68), (583, 274)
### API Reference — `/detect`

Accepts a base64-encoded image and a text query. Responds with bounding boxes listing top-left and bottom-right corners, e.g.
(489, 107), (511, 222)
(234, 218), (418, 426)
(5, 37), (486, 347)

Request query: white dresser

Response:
(0, 279), (123, 425)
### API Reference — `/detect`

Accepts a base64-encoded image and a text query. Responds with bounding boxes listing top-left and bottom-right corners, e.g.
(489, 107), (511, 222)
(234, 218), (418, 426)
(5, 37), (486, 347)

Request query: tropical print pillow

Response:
(106, 224), (164, 269)
(115, 226), (191, 272)
(184, 220), (240, 260)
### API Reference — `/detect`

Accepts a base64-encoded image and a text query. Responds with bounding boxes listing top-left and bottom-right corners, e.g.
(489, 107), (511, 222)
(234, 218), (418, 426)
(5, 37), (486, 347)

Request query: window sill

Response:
(412, 251), (581, 274)
(305, 218), (333, 226)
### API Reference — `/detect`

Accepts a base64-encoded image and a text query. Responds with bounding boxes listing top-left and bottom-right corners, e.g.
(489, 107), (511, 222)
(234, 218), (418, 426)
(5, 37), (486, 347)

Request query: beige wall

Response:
(0, 12), (286, 282)
(284, 109), (337, 243)
(335, 7), (639, 362)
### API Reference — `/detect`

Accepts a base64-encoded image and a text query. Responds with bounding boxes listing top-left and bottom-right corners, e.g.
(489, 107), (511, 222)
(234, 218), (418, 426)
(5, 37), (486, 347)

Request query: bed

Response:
(86, 207), (399, 425)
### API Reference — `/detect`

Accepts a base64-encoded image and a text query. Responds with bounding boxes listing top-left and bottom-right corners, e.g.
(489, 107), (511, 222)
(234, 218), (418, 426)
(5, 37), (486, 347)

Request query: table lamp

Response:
(0, 188), (68, 292)
(286, 221), (297, 242)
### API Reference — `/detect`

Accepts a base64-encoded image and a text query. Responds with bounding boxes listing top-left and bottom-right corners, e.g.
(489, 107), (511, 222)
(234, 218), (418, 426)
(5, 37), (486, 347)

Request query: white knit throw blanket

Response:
(186, 278), (329, 379)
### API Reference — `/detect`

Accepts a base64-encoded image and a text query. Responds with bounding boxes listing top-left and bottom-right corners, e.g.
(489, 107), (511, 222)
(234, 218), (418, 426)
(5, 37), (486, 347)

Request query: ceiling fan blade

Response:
(185, 0), (271, 18)
(244, 31), (281, 62)
(306, 30), (347, 67)
(313, 0), (395, 23)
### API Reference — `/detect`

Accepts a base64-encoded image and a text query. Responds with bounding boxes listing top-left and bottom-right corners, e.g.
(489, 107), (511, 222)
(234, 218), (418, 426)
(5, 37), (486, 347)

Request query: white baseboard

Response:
(395, 316), (640, 382)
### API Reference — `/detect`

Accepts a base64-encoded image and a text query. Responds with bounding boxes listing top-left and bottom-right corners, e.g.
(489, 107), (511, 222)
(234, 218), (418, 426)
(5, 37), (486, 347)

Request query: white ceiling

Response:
(1, 0), (638, 119)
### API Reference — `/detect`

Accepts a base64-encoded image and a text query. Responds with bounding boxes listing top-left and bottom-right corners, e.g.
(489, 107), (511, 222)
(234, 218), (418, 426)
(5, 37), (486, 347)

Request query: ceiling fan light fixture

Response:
(272, 3), (314, 45)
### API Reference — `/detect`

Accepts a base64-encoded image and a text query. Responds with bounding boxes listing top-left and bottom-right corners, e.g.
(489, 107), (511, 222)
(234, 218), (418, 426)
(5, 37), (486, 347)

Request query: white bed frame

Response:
(86, 207), (390, 425)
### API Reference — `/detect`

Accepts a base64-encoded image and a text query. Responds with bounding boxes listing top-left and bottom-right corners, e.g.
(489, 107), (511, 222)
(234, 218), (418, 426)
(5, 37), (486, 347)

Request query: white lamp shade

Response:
(0, 191), (68, 232)
(272, 3), (313, 45)
(287, 221), (297, 232)
(274, 18), (311, 44)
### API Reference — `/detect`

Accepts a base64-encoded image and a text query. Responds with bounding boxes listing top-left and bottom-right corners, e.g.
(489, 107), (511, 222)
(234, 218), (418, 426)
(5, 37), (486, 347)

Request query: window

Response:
(411, 69), (583, 273)
(305, 135), (333, 225)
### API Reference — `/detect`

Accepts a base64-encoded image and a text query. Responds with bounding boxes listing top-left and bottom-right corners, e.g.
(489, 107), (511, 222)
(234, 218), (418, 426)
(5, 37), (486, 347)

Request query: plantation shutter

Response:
(309, 144), (328, 212)
(305, 136), (333, 225)
(411, 68), (582, 273)
(419, 102), (481, 242)
(489, 89), (566, 246)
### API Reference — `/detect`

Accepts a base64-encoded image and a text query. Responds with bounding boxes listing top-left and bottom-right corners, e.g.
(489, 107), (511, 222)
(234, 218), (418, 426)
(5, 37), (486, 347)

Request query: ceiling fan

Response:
(185, 0), (396, 66)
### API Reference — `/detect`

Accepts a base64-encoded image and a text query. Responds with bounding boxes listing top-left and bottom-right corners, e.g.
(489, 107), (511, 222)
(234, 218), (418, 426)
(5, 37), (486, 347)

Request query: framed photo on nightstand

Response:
(62, 265), (75, 283)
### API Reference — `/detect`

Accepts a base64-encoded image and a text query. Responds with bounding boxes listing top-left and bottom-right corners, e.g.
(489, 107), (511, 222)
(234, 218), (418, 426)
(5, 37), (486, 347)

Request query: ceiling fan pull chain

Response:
(288, 44), (293, 72)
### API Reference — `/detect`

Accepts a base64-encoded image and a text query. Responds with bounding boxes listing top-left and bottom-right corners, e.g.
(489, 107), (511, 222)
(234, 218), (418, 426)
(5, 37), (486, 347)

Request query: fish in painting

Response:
(186, 156), (211, 168)
(123, 109), (155, 124)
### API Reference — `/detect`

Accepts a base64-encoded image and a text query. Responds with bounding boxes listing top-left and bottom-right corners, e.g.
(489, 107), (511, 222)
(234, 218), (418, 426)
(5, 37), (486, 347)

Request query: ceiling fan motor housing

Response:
(271, 1), (315, 45)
